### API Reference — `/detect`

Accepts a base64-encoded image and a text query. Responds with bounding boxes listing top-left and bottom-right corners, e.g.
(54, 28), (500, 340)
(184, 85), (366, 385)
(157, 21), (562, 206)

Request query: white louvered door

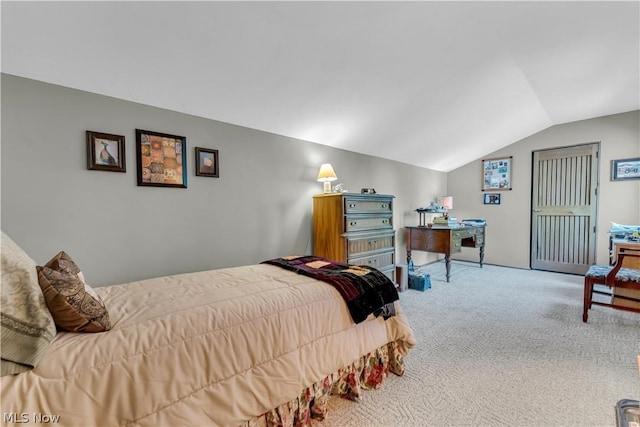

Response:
(531, 143), (599, 274)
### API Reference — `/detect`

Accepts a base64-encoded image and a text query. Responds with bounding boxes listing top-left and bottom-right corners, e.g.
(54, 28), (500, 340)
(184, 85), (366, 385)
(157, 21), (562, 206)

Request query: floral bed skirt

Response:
(243, 340), (406, 427)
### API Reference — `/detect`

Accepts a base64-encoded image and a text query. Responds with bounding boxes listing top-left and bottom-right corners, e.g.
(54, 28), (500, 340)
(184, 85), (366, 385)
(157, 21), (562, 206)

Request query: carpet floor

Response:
(321, 261), (640, 427)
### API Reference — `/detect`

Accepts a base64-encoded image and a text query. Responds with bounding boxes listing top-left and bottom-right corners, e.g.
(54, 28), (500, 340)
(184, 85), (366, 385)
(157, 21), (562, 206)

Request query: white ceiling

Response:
(2, 1), (639, 172)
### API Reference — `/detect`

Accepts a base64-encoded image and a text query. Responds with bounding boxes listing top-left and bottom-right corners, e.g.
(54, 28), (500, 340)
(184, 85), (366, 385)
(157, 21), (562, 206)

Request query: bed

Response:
(0, 233), (415, 426)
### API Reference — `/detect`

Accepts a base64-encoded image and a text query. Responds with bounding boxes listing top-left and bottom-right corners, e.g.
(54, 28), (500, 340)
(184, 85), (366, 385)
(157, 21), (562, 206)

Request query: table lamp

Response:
(442, 196), (453, 218)
(317, 163), (337, 193)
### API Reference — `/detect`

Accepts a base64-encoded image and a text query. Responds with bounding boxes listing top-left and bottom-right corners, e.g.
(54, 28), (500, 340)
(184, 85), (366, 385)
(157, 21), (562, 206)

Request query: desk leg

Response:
(445, 255), (451, 282)
(479, 245), (485, 268)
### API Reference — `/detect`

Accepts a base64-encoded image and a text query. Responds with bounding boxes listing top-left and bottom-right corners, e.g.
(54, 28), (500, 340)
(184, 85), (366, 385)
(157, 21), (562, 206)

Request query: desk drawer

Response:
(344, 198), (392, 214)
(454, 229), (474, 239)
(451, 238), (462, 254)
(345, 215), (393, 232)
(347, 234), (394, 257)
(349, 251), (395, 270)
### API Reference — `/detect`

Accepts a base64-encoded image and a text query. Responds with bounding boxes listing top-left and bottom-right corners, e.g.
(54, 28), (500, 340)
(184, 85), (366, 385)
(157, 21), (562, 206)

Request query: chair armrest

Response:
(605, 251), (640, 286)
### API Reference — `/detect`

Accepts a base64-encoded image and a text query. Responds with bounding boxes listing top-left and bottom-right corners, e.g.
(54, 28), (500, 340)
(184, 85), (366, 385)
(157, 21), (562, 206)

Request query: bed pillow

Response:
(37, 252), (111, 333)
(1, 232), (57, 376)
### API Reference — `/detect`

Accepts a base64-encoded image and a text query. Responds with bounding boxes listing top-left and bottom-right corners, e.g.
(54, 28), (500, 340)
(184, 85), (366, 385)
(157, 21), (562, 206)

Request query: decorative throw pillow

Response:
(43, 251), (95, 299)
(37, 252), (111, 333)
(1, 232), (57, 376)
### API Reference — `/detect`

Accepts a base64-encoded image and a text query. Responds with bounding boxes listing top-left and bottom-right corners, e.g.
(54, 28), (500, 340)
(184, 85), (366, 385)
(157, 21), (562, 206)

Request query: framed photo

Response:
(195, 147), (219, 178)
(482, 156), (512, 191)
(611, 157), (640, 181)
(86, 131), (126, 172)
(136, 129), (187, 188)
(483, 193), (501, 205)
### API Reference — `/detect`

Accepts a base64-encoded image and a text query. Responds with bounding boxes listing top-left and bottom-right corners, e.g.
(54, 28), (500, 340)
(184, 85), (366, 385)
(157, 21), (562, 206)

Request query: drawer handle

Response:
(381, 203), (388, 209)
(368, 240), (377, 246)
(382, 219), (388, 224)
(368, 259), (377, 264)
(350, 221), (357, 226)
(349, 203), (357, 208)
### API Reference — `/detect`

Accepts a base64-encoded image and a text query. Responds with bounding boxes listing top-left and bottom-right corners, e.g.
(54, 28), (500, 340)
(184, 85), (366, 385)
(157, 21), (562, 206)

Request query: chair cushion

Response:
(585, 265), (640, 283)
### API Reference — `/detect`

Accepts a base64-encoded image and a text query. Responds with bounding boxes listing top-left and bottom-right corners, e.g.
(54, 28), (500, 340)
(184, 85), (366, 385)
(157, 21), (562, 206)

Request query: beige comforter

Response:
(1, 263), (415, 426)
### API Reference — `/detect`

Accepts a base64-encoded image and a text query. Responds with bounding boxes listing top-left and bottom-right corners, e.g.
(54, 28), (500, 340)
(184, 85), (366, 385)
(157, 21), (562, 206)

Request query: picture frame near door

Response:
(611, 157), (640, 181)
(483, 193), (501, 205)
(482, 156), (512, 191)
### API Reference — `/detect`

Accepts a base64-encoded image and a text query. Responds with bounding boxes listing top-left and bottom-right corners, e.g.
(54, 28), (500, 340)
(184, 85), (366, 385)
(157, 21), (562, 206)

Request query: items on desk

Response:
(415, 202), (445, 226)
(608, 222), (640, 241)
(461, 219), (487, 227)
(433, 216), (458, 227)
(416, 201), (446, 213)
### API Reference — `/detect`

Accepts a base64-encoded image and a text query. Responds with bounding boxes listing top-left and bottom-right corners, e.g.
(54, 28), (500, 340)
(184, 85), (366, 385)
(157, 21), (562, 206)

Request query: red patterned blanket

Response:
(262, 255), (399, 324)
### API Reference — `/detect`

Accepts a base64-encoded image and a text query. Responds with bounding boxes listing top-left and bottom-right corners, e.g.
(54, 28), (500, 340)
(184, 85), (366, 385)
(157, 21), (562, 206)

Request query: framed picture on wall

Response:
(135, 129), (187, 188)
(86, 131), (126, 172)
(195, 147), (219, 178)
(611, 157), (640, 181)
(483, 193), (501, 205)
(482, 156), (512, 191)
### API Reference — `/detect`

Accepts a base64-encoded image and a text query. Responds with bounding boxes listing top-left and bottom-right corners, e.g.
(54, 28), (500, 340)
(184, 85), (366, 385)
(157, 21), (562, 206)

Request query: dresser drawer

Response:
(349, 251), (395, 270)
(345, 215), (393, 232)
(347, 233), (394, 257)
(344, 198), (392, 214)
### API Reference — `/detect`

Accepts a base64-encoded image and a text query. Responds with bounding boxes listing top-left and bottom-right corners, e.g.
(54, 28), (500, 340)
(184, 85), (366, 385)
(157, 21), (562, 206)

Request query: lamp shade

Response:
(442, 196), (453, 209)
(317, 163), (337, 193)
(317, 163), (337, 182)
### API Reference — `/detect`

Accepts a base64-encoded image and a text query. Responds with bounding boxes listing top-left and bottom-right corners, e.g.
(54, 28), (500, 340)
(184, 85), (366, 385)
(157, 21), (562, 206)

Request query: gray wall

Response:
(1, 74), (444, 286)
(6, 74), (634, 284)
(447, 110), (640, 268)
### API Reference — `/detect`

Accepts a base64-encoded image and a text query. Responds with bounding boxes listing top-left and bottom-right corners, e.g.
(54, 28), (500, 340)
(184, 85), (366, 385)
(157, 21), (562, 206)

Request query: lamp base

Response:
(323, 181), (332, 193)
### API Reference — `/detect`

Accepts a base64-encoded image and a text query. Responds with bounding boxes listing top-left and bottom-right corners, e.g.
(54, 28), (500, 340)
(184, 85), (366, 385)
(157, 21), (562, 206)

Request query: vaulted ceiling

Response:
(2, 1), (638, 172)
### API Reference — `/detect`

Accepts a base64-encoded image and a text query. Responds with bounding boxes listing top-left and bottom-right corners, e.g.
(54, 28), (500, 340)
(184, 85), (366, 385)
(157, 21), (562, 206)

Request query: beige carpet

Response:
(322, 261), (640, 427)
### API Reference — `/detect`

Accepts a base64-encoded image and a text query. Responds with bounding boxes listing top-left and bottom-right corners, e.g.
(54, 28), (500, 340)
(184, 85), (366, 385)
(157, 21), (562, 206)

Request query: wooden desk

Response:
(610, 239), (640, 268)
(611, 240), (640, 309)
(406, 225), (485, 282)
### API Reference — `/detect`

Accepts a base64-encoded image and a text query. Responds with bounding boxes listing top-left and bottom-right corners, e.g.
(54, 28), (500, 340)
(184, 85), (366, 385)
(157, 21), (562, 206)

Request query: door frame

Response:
(530, 142), (600, 274)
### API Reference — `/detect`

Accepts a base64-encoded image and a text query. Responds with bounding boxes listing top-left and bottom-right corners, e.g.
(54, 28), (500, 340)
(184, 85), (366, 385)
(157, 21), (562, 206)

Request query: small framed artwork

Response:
(136, 129), (187, 188)
(195, 147), (219, 178)
(86, 131), (126, 172)
(482, 156), (512, 191)
(483, 193), (501, 205)
(611, 157), (640, 181)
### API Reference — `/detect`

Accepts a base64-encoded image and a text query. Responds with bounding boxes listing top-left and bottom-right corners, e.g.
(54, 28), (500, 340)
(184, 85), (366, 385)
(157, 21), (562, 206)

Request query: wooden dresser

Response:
(313, 193), (396, 283)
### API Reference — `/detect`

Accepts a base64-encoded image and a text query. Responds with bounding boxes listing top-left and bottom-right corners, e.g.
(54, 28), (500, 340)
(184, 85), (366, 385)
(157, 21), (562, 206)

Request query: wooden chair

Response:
(583, 247), (640, 322)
